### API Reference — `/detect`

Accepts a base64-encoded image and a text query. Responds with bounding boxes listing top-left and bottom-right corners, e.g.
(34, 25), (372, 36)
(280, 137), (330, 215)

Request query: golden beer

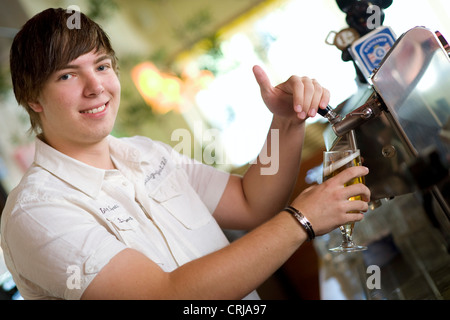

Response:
(323, 149), (367, 252)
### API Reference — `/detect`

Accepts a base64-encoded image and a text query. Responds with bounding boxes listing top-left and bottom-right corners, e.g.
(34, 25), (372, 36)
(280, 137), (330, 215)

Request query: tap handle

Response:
(318, 105), (341, 124)
(318, 105), (334, 117)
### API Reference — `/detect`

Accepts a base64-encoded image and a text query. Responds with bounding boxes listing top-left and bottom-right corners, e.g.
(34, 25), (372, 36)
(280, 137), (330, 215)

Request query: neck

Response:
(40, 134), (116, 170)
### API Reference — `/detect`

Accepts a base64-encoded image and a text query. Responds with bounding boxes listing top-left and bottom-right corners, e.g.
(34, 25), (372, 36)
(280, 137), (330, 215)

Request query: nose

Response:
(83, 72), (104, 97)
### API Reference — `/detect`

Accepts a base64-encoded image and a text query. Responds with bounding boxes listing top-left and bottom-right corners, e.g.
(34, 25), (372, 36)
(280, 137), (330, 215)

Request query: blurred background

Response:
(1, 0), (450, 300)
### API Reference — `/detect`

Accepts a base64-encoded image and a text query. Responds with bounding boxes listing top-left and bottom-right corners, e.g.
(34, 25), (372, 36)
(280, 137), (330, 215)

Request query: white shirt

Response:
(1, 136), (259, 300)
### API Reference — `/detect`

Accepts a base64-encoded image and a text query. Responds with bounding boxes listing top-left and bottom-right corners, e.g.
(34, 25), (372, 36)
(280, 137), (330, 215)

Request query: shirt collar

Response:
(33, 136), (143, 199)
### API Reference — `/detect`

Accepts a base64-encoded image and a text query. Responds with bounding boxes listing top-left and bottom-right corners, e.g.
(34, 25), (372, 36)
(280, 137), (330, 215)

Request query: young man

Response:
(1, 8), (370, 300)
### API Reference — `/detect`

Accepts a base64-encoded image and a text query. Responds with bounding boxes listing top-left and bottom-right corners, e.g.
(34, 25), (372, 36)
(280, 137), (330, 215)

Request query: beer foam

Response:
(323, 150), (360, 177)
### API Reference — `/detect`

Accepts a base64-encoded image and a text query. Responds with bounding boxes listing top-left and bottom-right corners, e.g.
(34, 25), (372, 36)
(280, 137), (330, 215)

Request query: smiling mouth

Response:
(80, 102), (108, 114)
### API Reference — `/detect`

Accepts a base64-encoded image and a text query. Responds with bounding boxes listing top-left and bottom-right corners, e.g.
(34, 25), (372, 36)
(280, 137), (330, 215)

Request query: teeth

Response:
(81, 104), (106, 114)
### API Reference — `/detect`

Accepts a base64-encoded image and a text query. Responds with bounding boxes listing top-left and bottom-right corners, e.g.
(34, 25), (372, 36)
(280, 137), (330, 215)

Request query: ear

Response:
(28, 101), (44, 113)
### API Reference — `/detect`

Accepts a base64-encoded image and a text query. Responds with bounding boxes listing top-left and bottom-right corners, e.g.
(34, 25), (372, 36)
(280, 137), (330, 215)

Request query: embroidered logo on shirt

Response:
(144, 157), (168, 185)
(117, 216), (134, 223)
(99, 204), (120, 214)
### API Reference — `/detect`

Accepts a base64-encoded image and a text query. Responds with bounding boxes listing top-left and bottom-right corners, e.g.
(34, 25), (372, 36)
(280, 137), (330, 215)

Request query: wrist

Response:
(271, 115), (305, 133)
(284, 206), (315, 241)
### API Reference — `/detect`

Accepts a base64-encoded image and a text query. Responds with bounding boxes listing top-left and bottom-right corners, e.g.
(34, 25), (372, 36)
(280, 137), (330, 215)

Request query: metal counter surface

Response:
(315, 193), (450, 300)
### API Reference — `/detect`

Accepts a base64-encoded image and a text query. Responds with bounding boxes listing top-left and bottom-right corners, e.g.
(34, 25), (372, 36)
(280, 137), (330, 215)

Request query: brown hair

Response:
(10, 8), (119, 134)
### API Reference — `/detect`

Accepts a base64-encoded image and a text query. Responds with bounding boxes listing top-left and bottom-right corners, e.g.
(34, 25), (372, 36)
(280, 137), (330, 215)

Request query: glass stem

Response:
(339, 224), (354, 247)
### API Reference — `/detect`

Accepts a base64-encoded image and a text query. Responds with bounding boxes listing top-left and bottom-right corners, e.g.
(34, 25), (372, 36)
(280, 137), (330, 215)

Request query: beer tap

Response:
(318, 105), (358, 151)
(319, 95), (386, 137)
(317, 105), (342, 124)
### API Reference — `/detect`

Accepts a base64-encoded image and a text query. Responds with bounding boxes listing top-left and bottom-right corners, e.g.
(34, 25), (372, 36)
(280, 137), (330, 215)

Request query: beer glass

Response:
(323, 149), (367, 252)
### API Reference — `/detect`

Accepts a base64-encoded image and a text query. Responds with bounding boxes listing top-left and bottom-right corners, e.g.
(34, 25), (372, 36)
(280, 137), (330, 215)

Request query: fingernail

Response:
(310, 108), (317, 117)
(300, 111), (307, 119)
(295, 105), (302, 112)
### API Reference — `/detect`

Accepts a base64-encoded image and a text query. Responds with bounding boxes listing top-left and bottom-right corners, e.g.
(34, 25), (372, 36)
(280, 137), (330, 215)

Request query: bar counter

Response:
(315, 192), (450, 299)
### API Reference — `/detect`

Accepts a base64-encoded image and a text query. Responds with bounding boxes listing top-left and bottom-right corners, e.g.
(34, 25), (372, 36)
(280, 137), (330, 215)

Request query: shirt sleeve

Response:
(4, 200), (127, 300)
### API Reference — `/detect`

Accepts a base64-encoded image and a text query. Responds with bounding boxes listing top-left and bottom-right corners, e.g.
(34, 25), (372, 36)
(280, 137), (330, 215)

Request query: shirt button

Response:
(122, 181), (129, 187)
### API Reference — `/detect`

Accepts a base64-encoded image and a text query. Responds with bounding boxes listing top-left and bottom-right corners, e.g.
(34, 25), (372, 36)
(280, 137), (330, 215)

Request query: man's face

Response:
(29, 50), (121, 151)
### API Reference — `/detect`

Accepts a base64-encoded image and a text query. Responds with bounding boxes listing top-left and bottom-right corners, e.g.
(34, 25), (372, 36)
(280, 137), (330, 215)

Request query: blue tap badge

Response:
(350, 26), (396, 80)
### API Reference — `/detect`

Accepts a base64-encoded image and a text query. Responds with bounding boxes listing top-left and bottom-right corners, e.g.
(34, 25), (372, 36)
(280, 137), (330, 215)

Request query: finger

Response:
(359, 186), (371, 203)
(342, 183), (371, 202)
(252, 65), (272, 94)
(333, 166), (369, 186)
(308, 79), (324, 117)
(281, 76), (306, 119)
(345, 199), (369, 213)
(319, 87), (331, 109)
(301, 78), (315, 117)
(280, 76), (304, 110)
(343, 212), (365, 223)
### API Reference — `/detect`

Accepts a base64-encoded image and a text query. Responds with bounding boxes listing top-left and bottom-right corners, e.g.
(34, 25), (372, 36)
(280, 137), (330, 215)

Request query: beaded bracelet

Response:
(284, 206), (316, 241)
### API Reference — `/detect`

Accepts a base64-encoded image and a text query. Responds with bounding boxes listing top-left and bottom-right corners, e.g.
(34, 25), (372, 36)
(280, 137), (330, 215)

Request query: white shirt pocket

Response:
(149, 168), (213, 230)
(102, 210), (139, 248)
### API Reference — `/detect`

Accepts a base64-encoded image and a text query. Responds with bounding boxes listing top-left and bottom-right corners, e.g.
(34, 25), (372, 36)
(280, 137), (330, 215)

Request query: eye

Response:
(59, 73), (73, 81)
(97, 64), (110, 72)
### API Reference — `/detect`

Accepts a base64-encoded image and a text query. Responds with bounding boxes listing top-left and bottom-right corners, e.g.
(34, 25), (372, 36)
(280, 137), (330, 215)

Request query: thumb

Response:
(252, 65), (272, 92)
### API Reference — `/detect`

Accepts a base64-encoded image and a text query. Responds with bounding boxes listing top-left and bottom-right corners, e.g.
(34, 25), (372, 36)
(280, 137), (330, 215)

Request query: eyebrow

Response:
(56, 55), (112, 71)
